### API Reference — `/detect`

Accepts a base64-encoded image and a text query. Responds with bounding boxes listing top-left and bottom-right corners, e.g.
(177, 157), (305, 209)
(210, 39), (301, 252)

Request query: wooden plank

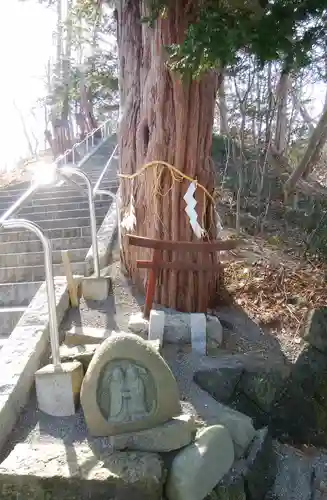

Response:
(61, 250), (79, 308)
(143, 249), (161, 318)
(126, 234), (239, 252)
(136, 260), (221, 272)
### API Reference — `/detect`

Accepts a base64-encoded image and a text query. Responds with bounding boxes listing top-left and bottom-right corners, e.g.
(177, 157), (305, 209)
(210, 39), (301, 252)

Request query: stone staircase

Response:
(0, 137), (118, 348)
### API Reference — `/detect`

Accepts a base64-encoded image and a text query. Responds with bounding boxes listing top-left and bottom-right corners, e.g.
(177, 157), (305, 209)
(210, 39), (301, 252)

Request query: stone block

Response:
(64, 326), (113, 346)
(35, 361), (84, 417)
(55, 344), (100, 371)
(190, 313), (207, 355)
(110, 414), (197, 452)
(128, 312), (149, 336)
(166, 425), (234, 500)
(0, 442), (164, 500)
(81, 333), (181, 436)
(149, 310), (164, 347)
(81, 276), (111, 301)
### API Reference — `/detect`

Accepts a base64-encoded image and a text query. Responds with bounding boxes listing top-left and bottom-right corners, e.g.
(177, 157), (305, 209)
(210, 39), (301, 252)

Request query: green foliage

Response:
(147, 0), (327, 76)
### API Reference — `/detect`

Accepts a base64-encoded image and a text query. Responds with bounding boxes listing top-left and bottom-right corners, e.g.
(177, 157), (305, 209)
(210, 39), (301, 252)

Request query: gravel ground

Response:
(3, 254), (327, 491)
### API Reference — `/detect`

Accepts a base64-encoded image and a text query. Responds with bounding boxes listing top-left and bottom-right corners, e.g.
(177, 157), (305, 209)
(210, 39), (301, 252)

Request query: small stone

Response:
(215, 460), (247, 500)
(194, 358), (244, 403)
(81, 333), (181, 436)
(110, 414), (197, 452)
(128, 312), (149, 336)
(267, 443), (312, 500)
(56, 344), (100, 371)
(302, 307), (327, 353)
(35, 361), (84, 417)
(64, 326), (112, 346)
(0, 442), (164, 500)
(166, 425), (235, 500)
(244, 427), (276, 500)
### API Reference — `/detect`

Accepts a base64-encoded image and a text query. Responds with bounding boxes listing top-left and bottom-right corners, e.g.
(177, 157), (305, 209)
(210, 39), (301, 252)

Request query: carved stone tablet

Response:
(81, 333), (181, 436)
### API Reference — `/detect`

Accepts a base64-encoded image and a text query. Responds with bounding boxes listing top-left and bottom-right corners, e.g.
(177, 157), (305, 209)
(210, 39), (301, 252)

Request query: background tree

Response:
(113, 0), (327, 311)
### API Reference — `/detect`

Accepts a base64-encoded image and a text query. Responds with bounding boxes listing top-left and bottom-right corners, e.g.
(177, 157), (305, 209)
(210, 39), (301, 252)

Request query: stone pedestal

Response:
(35, 361), (84, 417)
(81, 276), (111, 301)
(190, 313), (207, 355)
(149, 310), (165, 347)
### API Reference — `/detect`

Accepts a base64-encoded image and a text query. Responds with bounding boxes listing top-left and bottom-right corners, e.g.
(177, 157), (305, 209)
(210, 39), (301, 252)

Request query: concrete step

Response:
(0, 236), (92, 255)
(0, 194), (110, 212)
(0, 181), (119, 205)
(0, 225), (94, 243)
(14, 199), (111, 215)
(26, 215), (103, 230)
(0, 281), (42, 307)
(0, 306), (27, 336)
(0, 260), (86, 283)
(21, 206), (108, 222)
(0, 247), (87, 268)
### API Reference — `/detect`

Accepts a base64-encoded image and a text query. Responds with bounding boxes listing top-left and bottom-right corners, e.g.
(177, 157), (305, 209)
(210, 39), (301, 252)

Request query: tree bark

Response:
(274, 70), (290, 153)
(116, 1), (220, 312)
(284, 107), (327, 196)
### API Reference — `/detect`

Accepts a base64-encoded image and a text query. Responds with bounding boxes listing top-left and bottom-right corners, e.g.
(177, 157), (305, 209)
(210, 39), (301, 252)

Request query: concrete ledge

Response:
(0, 277), (70, 453)
(0, 442), (164, 500)
(85, 200), (118, 276)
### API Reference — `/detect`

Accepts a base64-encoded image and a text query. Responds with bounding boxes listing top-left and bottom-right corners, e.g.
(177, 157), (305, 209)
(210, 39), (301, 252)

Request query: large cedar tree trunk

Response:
(116, 1), (220, 312)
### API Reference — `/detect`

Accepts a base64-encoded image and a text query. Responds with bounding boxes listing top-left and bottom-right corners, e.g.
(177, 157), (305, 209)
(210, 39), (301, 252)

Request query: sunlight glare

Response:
(32, 162), (57, 186)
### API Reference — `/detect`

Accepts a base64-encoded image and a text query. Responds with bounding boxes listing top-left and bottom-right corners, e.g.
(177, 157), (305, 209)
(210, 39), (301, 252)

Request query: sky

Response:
(0, 1), (325, 173)
(0, 0), (55, 171)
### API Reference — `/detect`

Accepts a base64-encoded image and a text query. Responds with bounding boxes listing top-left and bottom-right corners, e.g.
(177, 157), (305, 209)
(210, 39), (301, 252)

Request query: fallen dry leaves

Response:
(224, 259), (327, 334)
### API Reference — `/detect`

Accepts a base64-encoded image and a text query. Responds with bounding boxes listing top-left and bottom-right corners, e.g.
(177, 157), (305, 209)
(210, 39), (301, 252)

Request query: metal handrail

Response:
(1, 218), (60, 367)
(58, 167), (100, 277)
(55, 118), (112, 167)
(93, 144), (118, 198)
(0, 118), (115, 370)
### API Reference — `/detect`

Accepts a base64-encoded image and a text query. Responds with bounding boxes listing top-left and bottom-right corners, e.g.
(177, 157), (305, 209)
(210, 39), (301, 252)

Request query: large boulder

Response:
(302, 307), (327, 353)
(239, 366), (288, 413)
(194, 357), (244, 403)
(81, 333), (181, 436)
(266, 443), (312, 500)
(166, 425), (234, 500)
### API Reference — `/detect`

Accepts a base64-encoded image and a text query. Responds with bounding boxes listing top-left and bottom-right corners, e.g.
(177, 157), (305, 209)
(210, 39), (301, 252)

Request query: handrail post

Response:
(1, 219), (61, 368)
(59, 166), (100, 277)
